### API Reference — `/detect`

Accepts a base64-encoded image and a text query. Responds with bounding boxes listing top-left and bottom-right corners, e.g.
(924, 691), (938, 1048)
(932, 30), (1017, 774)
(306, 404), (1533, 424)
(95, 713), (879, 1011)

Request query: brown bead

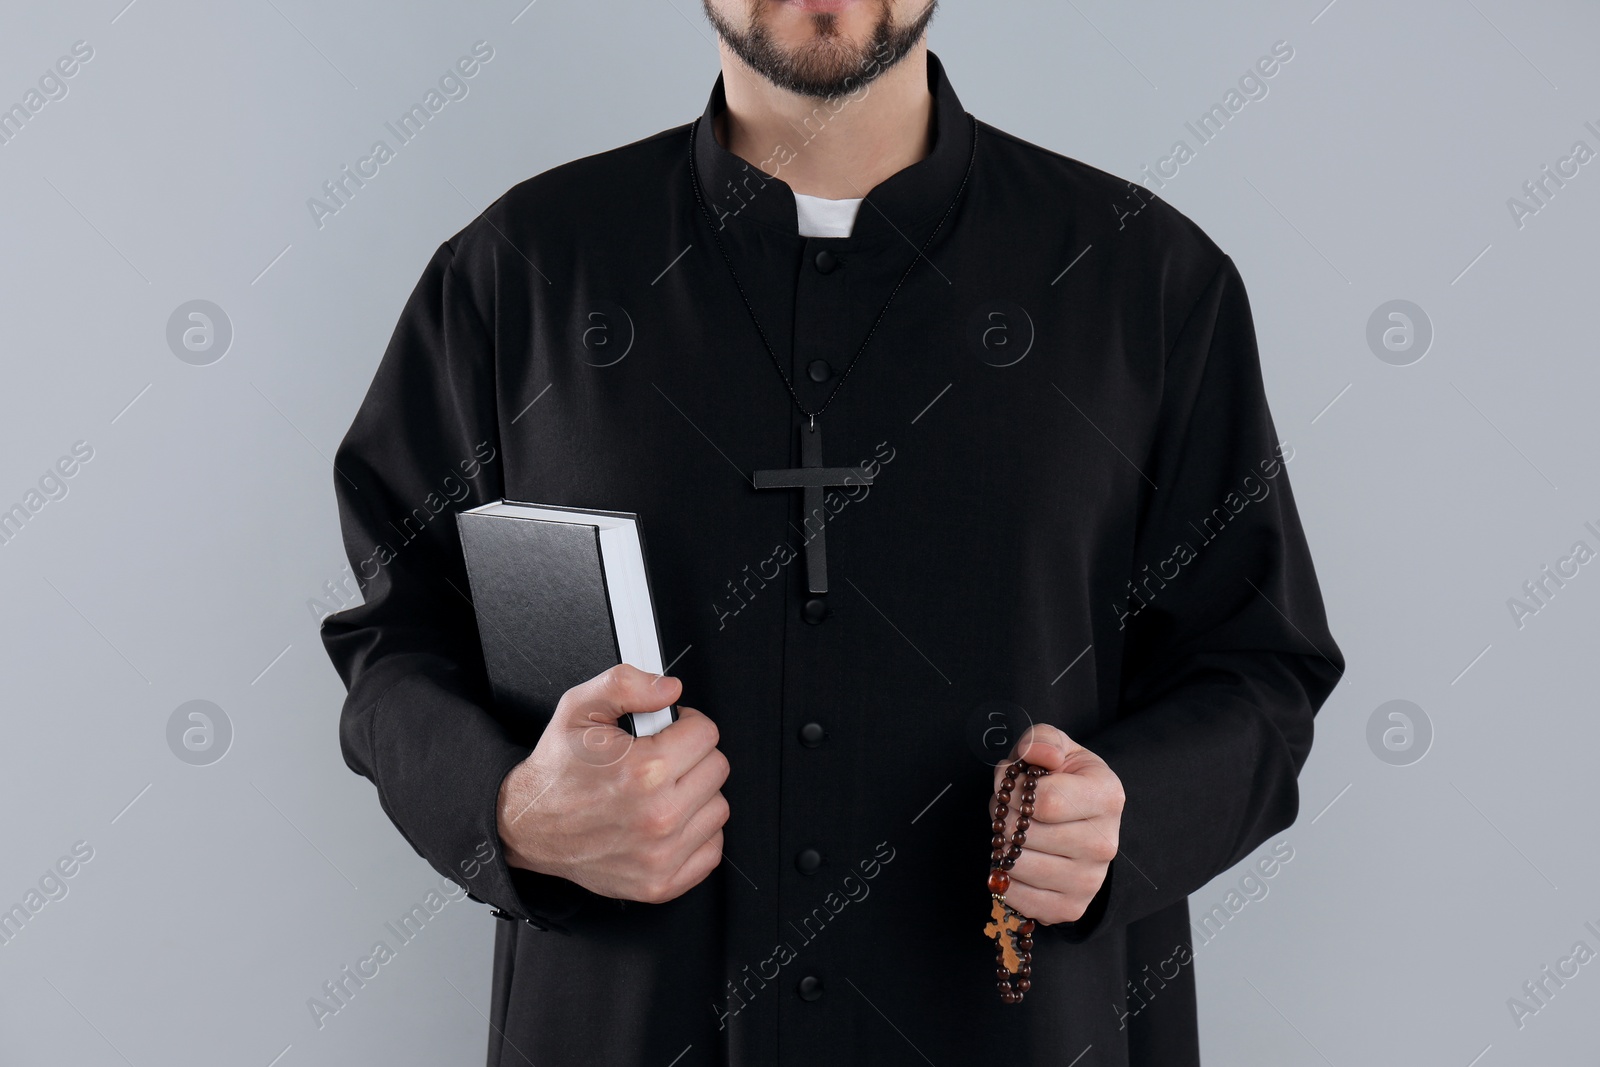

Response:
(991, 819), (1005, 833)
(1018, 920), (1036, 935)
(1018, 977), (1032, 993)
(999, 856), (1015, 871)
(1015, 816), (1030, 832)
(987, 868), (1010, 894)
(991, 834), (1004, 849)
(1017, 937), (1033, 952)
(1019, 801), (1034, 817)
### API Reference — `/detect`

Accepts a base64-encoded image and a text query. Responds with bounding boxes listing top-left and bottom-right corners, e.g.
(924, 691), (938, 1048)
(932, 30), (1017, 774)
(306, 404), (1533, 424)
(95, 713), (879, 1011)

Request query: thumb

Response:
(560, 662), (680, 729)
(1008, 724), (1080, 774)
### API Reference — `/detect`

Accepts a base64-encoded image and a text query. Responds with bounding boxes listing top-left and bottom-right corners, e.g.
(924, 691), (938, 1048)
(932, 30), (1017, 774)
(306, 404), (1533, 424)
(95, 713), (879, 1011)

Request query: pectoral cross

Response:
(753, 421), (872, 594)
(985, 898), (1023, 973)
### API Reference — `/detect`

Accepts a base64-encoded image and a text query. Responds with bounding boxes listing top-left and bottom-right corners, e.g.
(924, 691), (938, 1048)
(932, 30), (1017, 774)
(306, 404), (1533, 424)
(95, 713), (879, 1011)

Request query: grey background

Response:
(1, 0), (1595, 1063)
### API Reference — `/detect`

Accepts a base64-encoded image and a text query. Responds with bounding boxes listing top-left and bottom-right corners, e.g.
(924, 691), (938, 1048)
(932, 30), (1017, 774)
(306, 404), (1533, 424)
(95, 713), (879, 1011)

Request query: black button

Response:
(795, 848), (822, 875)
(807, 359), (833, 383)
(802, 597), (827, 624)
(813, 250), (838, 273)
(799, 722), (826, 747)
(797, 975), (824, 1001)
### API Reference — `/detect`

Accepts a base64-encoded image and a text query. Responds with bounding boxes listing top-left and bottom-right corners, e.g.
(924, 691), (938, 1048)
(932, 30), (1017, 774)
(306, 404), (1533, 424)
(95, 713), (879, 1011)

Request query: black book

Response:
(456, 501), (678, 738)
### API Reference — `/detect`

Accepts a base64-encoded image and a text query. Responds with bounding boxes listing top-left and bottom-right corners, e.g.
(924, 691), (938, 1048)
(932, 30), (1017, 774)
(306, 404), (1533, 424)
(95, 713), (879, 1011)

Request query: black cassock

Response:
(321, 52), (1343, 1067)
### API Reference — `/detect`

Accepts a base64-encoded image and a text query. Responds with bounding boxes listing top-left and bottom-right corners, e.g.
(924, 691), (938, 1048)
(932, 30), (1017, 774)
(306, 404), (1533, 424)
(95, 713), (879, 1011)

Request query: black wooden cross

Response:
(753, 422), (873, 594)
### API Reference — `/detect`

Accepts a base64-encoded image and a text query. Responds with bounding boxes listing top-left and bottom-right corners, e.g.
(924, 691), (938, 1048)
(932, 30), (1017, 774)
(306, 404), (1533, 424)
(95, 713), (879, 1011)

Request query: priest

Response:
(320, 2), (1344, 1064)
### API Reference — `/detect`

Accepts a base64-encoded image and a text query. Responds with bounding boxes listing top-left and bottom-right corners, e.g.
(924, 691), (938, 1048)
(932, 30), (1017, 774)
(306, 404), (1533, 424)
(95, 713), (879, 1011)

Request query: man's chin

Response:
(706, 0), (935, 100)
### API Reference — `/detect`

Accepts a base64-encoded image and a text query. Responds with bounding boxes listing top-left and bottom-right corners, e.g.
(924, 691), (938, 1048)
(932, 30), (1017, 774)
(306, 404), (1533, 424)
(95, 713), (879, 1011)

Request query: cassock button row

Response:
(807, 359), (833, 383)
(795, 848), (822, 875)
(802, 598), (827, 624)
(799, 722), (826, 747)
(813, 250), (838, 274)
(797, 975), (824, 1002)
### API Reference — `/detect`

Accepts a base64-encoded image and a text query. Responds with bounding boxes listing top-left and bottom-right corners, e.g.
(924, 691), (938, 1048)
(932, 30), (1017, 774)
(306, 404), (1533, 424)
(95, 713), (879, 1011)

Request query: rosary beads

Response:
(985, 759), (1045, 1003)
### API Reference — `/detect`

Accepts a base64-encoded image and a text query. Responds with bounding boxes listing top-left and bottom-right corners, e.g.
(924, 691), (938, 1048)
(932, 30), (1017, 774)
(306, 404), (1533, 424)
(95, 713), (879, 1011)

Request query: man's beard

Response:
(702, 0), (939, 99)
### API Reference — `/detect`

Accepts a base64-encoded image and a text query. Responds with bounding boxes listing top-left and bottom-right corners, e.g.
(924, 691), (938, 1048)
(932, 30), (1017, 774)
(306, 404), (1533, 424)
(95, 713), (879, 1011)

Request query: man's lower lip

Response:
(777, 0), (858, 12)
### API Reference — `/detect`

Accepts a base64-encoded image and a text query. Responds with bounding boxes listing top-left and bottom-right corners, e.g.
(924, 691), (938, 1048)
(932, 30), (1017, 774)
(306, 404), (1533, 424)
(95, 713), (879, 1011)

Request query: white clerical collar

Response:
(793, 191), (863, 239)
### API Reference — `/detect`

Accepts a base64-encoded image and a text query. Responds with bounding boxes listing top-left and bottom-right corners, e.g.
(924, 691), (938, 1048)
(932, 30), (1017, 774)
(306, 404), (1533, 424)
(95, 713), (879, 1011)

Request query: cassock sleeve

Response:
(320, 238), (584, 930)
(1060, 253), (1344, 943)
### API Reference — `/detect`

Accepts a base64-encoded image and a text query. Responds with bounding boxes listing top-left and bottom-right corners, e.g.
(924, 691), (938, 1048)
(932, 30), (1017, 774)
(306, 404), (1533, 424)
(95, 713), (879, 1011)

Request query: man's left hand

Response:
(990, 724), (1126, 925)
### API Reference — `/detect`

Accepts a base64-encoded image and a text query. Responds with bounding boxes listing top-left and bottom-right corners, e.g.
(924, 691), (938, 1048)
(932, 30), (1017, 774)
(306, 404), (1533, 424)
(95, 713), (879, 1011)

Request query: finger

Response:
(564, 663), (682, 727)
(1006, 723), (1082, 773)
(1010, 817), (1120, 865)
(669, 745), (730, 813)
(665, 829), (725, 898)
(662, 796), (732, 870)
(636, 705), (720, 779)
(1028, 763), (1124, 824)
(1001, 862), (1107, 926)
(1007, 844), (1078, 894)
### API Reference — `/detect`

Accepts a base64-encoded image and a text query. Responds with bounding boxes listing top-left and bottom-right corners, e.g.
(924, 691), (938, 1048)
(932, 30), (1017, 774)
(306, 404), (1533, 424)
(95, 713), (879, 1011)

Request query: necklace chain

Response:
(686, 112), (979, 423)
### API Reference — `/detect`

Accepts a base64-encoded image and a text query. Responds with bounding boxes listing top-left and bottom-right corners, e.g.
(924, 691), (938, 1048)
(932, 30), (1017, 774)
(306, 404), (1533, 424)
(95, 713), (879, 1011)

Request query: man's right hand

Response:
(495, 663), (730, 904)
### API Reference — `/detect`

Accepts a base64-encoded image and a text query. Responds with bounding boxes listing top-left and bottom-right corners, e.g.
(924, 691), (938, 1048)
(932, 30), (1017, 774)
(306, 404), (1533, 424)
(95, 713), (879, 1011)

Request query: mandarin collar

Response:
(690, 50), (973, 243)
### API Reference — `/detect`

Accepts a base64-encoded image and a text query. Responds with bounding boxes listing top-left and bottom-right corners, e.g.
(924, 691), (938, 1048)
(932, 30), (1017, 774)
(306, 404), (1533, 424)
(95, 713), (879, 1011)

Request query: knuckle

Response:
(638, 877), (675, 905)
(1033, 790), (1060, 822)
(636, 799), (677, 839)
(1074, 868), (1106, 900)
(626, 756), (669, 794)
(597, 663), (629, 697)
(700, 836), (725, 877)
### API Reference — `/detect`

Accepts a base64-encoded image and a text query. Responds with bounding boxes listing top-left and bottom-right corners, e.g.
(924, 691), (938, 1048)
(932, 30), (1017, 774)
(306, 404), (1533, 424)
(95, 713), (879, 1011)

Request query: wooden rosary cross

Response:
(753, 421), (873, 594)
(985, 897), (1023, 973)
